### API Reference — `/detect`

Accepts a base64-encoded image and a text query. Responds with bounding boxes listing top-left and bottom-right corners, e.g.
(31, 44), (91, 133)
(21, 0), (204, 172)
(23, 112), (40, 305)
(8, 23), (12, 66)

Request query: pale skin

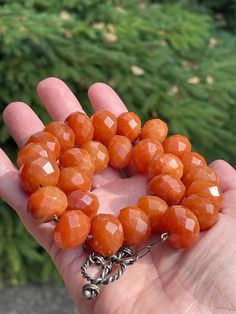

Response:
(1, 78), (236, 314)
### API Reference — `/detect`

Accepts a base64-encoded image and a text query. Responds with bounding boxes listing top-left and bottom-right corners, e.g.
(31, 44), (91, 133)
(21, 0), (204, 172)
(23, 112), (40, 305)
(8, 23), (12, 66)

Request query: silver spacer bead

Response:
(82, 283), (100, 300)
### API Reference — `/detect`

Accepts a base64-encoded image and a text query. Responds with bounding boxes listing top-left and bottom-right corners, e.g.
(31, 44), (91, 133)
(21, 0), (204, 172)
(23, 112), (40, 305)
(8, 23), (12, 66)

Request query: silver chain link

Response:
(81, 232), (169, 300)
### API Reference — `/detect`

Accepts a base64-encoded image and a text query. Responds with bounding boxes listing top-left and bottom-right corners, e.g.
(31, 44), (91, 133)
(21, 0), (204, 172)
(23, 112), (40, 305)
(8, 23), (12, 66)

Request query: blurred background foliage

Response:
(0, 0), (235, 285)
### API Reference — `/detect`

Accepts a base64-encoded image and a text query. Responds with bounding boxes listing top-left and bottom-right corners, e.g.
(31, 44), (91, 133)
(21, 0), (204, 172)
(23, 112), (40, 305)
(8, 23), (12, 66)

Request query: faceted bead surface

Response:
(161, 205), (200, 249)
(181, 151), (207, 176)
(107, 135), (132, 169)
(117, 112), (141, 143)
(81, 140), (109, 172)
(118, 206), (151, 245)
(148, 153), (183, 180)
(183, 166), (219, 189)
(163, 135), (192, 157)
(59, 148), (95, 177)
(17, 142), (54, 168)
(67, 190), (99, 219)
(65, 111), (94, 146)
(186, 180), (223, 208)
(27, 131), (61, 160)
(54, 210), (90, 249)
(138, 195), (168, 233)
(45, 121), (75, 153)
(58, 167), (91, 193)
(141, 119), (168, 143)
(133, 139), (164, 174)
(182, 195), (219, 230)
(27, 186), (67, 222)
(20, 157), (60, 194)
(91, 110), (117, 143)
(125, 155), (139, 177)
(148, 174), (186, 205)
(89, 214), (124, 256)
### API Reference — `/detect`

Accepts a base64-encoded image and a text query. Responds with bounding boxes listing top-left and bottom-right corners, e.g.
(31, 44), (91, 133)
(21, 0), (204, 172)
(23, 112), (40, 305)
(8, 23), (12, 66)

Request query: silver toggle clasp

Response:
(81, 245), (136, 300)
(81, 232), (169, 300)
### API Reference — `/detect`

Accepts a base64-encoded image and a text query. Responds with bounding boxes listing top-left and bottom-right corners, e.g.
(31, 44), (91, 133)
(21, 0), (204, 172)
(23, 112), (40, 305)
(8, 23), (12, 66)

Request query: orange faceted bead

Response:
(81, 140), (109, 173)
(141, 119), (168, 143)
(27, 131), (61, 160)
(161, 206), (200, 249)
(181, 151), (207, 176)
(163, 134), (192, 157)
(148, 174), (186, 205)
(182, 195), (219, 230)
(27, 186), (67, 222)
(138, 195), (168, 233)
(44, 121), (75, 153)
(148, 153), (183, 180)
(124, 155), (139, 177)
(65, 111), (94, 146)
(186, 180), (223, 208)
(20, 158), (60, 194)
(107, 135), (132, 169)
(67, 190), (99, 219)
(59, 148), (95, 177)
(117, 112), (141, 143)
(183, 166), (219, 189)
(54, 210), (90, 249)
(58, 167), (91, 193)
(89, 214), (124, 256)
(132, 139), (164, 174)
(91, 110), (117, 143)
(17, 142), (54, 168)
(118, 206), (151, 245)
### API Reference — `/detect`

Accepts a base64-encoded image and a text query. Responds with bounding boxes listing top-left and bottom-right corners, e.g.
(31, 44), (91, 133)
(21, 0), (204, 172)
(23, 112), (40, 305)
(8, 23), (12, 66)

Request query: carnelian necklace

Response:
(17, 110), (223, 299)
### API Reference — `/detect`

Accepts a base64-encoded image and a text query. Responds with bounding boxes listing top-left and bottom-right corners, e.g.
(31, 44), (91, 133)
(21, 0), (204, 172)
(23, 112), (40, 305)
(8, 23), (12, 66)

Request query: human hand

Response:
(1, 78), (236, 313)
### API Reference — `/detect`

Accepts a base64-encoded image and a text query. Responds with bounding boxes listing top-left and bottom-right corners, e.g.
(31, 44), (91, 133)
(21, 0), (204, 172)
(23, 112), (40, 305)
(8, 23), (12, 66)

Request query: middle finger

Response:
(37, 77), (84, 120)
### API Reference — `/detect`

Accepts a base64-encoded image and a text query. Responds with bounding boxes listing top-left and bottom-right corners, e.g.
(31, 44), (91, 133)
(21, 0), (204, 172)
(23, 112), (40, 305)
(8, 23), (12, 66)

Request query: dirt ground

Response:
(0, 284), (77, 314)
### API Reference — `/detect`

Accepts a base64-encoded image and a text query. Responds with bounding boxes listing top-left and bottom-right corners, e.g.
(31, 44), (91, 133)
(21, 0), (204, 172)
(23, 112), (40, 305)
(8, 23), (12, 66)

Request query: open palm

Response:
(1, 78), (236, 314)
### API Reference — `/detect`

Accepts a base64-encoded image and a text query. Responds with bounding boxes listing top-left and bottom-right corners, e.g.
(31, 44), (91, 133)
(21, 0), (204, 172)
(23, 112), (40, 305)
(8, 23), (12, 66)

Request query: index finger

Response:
(3, 102), (44, 148)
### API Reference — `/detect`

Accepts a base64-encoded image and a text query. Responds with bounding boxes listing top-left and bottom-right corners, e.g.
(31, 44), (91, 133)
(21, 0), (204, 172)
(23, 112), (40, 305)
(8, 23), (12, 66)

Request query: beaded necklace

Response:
(17, 110), (223, 299)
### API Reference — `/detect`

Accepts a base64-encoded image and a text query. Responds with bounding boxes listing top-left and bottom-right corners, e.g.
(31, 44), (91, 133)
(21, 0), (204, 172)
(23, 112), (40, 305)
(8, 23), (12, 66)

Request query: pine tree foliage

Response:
(0, 0), (236, 284)
(197, 0), (236, 31)
(0, 200), (61, 285)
